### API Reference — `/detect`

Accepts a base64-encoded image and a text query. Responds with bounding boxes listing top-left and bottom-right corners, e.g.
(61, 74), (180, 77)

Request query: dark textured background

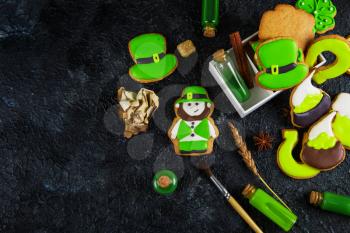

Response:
(0, 0), (349, 232)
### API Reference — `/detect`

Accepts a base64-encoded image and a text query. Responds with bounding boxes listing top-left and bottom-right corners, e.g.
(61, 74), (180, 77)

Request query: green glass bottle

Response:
(201, 0), (219, 37)
(242, 184), (297, 232)
(213, 49), (250, 103)
(310, 191), (350, 216)
(153, 170), (178, 195)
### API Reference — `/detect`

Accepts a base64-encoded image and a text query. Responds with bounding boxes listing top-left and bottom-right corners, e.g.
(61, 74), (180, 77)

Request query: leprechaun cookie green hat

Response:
(168, 86), (219, 156)
(255, 38), (309, 90)
(128, 33), (178, 83)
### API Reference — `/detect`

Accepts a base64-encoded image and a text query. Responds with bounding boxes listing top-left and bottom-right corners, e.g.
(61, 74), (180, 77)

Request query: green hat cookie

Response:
(176, 86), (212, 104)
(256, 38), (309, 90)
(128, 33), (178, 83)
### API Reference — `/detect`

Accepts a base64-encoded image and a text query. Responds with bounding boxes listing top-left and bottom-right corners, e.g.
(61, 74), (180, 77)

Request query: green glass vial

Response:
(201, 0), (219, 37)
(310, 191), (350, 216)
(242, 184), (297, 232)
(153, 170), (178, 195)
(213, 49), (250, 103)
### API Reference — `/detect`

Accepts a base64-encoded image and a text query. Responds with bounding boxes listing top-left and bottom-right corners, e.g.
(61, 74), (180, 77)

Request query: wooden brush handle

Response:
(227, 196), (264, 233)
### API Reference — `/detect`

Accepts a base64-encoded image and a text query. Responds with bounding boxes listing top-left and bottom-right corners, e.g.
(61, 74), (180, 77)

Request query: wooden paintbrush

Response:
(202, 167), (264, 233)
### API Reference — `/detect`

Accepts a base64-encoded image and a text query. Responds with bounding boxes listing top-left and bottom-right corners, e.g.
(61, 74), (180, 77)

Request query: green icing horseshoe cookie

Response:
(277, 130), (320, 179)
(296, 0), (336, 34)
(305, 35), (350, 84)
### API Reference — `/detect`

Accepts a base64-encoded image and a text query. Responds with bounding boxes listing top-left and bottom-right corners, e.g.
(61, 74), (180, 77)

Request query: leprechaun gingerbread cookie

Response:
(168, 86), (219, 156)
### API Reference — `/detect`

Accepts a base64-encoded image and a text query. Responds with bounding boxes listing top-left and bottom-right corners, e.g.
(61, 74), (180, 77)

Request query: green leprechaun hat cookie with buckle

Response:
(128, 33), (178, 83)
(255, 38), (309, 91)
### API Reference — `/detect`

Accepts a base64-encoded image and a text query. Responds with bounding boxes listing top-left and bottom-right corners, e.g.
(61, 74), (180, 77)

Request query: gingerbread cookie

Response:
(258, 4), (315, 51)
(168, 86), (219, 156)
(332, 93), (350, 149)
(296, 0), (336, 34)
(301, 112), (346, 170)
(277, 130), (320, 179)
(305, 35), (350, 85)
(255, 38), (309, 90)
(290, 70), (331, 128)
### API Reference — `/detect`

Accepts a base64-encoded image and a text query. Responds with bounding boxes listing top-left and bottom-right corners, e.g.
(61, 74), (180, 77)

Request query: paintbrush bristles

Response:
(228, 122), (259, 176)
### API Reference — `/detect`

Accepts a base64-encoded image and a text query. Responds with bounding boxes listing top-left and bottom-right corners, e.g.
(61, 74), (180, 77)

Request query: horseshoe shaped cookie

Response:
(305, 35), (350, 84)
(277, 130), (320, 179)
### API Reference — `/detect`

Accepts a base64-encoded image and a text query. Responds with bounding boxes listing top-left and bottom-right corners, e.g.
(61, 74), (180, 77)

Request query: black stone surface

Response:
(0, 0), (349, 232)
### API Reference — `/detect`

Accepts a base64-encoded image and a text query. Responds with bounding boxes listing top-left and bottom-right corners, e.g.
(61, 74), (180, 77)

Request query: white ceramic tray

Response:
(209, 32), (327, 118)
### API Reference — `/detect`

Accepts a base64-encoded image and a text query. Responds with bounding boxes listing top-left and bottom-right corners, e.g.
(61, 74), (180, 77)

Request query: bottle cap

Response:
(242, 184), (256, 199)
(203, 26), (216, 38)
(213, 49), (226, 63)
(153, 170), (178, 195)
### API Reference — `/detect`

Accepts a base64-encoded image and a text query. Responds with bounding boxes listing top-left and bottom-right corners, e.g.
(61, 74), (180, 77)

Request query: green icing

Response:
(296, 0), (336, 33)
(250, 41), (260, 52)
(277, 130), (320, 179)
(305, 36), (350, 85)
(256, 38), (309, 90)
(333, 114), (350, 148)
(294, 93), (323, 113)
(307, 132), (337, 150)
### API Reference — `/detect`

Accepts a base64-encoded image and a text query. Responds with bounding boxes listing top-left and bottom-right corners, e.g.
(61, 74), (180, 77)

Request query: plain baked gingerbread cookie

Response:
(258, 4), (315, 51)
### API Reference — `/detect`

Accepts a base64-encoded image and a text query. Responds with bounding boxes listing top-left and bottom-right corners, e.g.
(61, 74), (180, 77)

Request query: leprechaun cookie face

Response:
(332, 93), (350, 149)
(180, 101), (208, 117)
(168, 86), (219, 156)
(301, 112), (345, 170)
(290, 70), (331, 128)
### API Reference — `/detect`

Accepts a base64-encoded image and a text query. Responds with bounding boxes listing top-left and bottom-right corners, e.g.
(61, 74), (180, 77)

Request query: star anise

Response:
(253, 132), (274, 151)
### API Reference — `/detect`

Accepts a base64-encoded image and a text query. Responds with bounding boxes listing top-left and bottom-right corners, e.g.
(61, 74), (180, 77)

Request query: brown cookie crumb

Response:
(177, 40), (196, 58)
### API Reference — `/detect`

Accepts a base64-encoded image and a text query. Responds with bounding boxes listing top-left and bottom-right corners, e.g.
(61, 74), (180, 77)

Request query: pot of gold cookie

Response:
(301, 112), (346, 171)
(290, 70), (331, 128)
(332, 93), (350, 149)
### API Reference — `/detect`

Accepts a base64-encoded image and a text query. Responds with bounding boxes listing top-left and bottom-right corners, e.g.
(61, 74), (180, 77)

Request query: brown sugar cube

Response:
(177, 40), (196, 58)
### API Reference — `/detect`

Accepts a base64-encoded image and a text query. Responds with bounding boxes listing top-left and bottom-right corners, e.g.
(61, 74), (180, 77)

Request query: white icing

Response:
(308, 112), (336, 140)
(292, 70), (321, 107)
(332, 93), (350, 119)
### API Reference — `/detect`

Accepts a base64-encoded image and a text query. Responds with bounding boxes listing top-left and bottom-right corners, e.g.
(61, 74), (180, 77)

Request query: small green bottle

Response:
(310, 191), (350, 216)
(242, 184), (297, 232)
(213, 49), (250, 103)
(153, 170), (178, 195)
(201, 0), (219, 37)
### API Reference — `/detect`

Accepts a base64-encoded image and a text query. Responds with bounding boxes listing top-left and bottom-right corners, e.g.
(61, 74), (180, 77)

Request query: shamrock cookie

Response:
(305, 35), (350, 85)
(258, 4), (315, 51)
(168, 86), (219, 156)
(277, 130), (320, 179)
(290, 70), (331, 128)
(296, 0), (336, 34)
(301, 112), (345, 170)
(332, 93), (350, 149)
(255, 38), (309, 90)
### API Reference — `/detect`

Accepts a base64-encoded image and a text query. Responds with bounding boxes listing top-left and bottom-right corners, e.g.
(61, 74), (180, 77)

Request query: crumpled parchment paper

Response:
(117, 87), (159, 138)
